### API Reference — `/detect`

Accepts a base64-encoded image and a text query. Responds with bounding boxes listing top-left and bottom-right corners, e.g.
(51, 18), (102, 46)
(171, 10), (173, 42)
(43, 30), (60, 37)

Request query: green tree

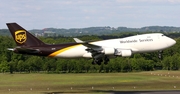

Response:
(0, 61), (9, 73)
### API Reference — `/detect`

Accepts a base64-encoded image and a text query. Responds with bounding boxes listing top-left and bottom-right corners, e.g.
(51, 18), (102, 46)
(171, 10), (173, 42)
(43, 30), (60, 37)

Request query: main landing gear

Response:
(158, 50), (163, 59)
(92, 56), (109, 65)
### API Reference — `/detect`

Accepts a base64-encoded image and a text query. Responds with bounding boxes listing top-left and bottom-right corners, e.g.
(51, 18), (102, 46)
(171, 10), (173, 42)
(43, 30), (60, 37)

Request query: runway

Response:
(44, 90), (180, 94)
(91, 90), (180, 94)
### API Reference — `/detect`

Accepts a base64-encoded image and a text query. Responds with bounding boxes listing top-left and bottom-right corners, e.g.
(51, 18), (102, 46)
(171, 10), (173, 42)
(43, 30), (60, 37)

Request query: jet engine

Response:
(115, 49), (132, 57)
(101, 48), (132, 57)
(102, 48), (115, 55)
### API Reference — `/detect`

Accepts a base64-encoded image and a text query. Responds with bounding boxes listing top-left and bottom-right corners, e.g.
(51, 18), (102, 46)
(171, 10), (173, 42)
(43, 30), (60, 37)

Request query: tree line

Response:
(0, 33), (180, 74)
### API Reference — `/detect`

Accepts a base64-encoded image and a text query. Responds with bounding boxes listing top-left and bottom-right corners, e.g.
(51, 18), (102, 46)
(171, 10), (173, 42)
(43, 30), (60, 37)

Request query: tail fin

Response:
(6, 23), (46, 47)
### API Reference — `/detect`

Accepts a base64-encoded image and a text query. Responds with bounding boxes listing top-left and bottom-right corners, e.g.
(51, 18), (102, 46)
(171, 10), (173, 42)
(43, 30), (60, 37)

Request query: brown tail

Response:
(6, 23), (46, 47)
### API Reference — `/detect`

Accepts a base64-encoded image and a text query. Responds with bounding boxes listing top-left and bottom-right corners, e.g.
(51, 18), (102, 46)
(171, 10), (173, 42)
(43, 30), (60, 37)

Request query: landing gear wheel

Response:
(92, 59), (103, 65)
(104, 56), (109, 65)
(97, 59), (103, 65)
(92, 61), (96, 65)
(158, 50), (163, 59)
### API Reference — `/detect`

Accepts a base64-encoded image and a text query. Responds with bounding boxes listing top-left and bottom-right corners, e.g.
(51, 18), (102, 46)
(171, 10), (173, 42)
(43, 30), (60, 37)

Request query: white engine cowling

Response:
(102, 48), (115, 55)
(115, 49), (132, 57)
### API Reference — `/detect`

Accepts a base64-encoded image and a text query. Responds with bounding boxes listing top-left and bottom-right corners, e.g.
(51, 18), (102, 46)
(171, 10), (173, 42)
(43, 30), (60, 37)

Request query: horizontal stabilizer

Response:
(7, 48), (15, 51)
(16, 47), (40, 53)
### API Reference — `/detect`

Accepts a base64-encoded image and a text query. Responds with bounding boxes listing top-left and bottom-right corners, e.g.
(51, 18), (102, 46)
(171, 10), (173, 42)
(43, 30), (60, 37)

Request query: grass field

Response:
(0, 71), (180, 94)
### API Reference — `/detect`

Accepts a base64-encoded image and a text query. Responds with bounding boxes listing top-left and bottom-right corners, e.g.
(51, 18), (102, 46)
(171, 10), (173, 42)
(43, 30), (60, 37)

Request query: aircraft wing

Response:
(73, 38), (84, 43)
(73, 38), (103, 54)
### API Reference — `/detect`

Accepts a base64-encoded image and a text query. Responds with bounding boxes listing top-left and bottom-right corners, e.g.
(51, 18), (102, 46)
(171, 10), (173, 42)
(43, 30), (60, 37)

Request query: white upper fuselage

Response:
(52, 33), (176, 58)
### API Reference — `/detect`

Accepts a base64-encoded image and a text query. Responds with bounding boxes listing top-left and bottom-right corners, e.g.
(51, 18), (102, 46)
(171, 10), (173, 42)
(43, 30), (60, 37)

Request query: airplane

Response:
(6, 23), (176, 65)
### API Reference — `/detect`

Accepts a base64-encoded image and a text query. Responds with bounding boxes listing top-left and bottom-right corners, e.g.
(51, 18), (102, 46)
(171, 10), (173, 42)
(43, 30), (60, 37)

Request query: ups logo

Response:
(15, 30), (27, 44)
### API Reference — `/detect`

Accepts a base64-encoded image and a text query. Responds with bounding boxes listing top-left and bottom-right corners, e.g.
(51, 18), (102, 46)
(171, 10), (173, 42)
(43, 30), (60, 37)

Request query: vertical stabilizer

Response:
(6, 23), (45, 47)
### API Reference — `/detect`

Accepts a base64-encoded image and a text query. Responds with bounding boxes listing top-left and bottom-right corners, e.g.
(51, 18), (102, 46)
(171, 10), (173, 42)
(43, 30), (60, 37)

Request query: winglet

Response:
(73, 38), (84, 43)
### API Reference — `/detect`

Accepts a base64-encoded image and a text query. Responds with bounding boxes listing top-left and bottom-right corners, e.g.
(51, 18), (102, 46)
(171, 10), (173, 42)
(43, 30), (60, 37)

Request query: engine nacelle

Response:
(102, 48), (115, 55)
(115, 49), (132, 57)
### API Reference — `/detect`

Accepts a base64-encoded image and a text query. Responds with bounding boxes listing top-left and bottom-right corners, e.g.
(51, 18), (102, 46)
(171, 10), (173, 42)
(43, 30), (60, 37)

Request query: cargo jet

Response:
(6, 23), (176, 65)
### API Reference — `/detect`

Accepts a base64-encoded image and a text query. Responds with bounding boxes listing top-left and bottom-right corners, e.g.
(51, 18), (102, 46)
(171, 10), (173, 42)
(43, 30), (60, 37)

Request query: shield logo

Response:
(15, 30), (27, 44)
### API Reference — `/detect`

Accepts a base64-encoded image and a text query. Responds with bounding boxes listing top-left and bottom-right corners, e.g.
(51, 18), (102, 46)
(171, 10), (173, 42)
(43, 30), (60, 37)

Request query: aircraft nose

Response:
(167, 38), (176, 47)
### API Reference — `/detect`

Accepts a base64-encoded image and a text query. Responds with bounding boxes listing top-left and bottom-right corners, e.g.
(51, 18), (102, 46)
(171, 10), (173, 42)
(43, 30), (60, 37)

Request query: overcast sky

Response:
(0, 0), (180, 30)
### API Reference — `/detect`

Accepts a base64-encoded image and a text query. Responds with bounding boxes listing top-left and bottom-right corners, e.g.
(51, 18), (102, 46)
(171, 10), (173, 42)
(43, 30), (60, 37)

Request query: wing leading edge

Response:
(73, 38), (103, 51)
